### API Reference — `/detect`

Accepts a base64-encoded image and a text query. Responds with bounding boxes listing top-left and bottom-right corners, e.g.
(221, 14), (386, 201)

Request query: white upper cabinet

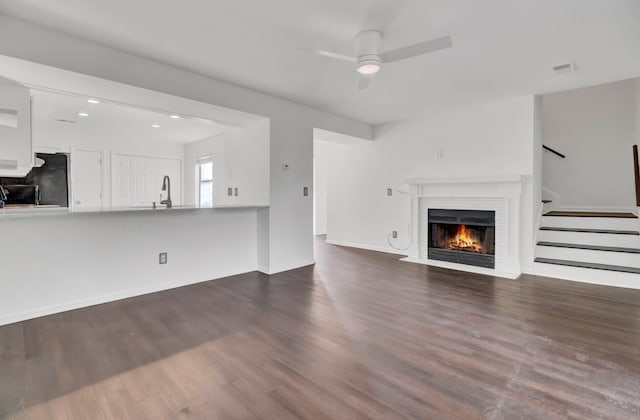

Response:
(0, 81), (32, 177)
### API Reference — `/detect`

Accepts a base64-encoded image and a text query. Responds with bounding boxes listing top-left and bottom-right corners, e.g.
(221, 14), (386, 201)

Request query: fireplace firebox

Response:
(428, 209), (496, 269)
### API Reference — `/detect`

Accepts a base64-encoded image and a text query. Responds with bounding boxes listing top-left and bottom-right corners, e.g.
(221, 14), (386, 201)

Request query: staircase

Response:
(533, 211), (640, 288)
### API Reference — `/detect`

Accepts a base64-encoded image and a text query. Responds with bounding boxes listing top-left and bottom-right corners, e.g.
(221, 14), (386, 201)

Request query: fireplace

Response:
(428, 209), (496, 269)
(406, 176), (522, 278)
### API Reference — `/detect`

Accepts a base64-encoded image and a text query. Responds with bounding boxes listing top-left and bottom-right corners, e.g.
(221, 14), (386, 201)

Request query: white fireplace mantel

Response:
(405, 175), (523, 185)
(401, 175), (523, 279)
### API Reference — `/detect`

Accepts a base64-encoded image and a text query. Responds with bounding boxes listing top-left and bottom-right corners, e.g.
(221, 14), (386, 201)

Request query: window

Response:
(196, 159), (213, 208)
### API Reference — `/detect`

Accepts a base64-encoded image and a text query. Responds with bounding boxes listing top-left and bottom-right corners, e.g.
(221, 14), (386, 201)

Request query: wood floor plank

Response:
(2, 236), (640, 418)
(0, 323), (26, 418)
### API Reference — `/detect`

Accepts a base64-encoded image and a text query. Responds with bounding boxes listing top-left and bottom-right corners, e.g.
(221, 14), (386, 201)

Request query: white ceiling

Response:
(2, 0), (640, 125)
(33, 90), (226, 144)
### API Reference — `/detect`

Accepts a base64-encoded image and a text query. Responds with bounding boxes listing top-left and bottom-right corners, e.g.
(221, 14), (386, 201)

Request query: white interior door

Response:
(71, 149), (103, 211)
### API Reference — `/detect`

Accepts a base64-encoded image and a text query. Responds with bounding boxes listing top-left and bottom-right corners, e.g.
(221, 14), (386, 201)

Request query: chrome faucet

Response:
(160, 175), (172, 209)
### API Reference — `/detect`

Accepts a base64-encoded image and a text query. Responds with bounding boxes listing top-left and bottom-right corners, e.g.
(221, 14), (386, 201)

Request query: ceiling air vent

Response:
(552, 63), (575, 73)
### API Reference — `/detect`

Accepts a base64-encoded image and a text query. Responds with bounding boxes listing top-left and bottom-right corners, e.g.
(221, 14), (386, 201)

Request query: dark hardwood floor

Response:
(2, 237), (640, 419)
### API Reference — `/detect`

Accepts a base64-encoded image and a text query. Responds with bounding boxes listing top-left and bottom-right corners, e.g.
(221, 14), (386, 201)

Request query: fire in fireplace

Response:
(435, 223), (488, 254)
(428, 209), (495, 269)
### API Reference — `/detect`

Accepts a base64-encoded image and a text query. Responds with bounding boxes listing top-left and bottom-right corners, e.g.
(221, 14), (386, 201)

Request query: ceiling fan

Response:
(308, 2), (453, 90)
(315, 31), (452, 90)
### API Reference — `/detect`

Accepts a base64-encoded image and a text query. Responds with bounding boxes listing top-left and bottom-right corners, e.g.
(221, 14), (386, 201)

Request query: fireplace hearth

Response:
(428, 209), (496, 269)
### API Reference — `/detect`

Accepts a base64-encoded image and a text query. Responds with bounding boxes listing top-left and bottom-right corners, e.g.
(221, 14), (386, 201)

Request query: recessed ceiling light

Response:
(78, 112), (89, 117)
(170, 115), (180, 119)
(87, 99), (100, 104)
(152, 124), (160, 128)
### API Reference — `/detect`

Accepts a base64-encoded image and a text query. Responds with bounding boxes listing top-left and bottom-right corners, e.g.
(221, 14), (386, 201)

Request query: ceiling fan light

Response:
(356, 62), (381, 75)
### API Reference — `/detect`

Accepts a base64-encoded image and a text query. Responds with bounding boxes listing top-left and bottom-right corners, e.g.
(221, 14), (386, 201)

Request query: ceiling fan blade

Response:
(297, 47), (356, 62)
(362, 0), (407, 31)
(358, 75), (373, 91)
(315, 49), (357, 62)
(381, 36), (453, 63)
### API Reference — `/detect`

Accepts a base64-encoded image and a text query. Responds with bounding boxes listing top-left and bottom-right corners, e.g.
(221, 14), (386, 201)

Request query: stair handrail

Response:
(542, 145), (566, 159)
(633, 145), (640, 207)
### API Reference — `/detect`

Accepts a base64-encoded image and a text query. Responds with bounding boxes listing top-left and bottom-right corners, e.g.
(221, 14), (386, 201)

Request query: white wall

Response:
(542, 79), (639, 210)
(0, 209), (258, 326)
(34, 119), (185, 158)
(224, 120), (270, 207)
(184, 134), (226, 207)
(313, 140), (329, 235)
(325, 96), (536, 267)
(266, 118), (315, 272)
(531, 96), (543, 252)
(0, 14), (371, 324)
(183, 120), (270, 208)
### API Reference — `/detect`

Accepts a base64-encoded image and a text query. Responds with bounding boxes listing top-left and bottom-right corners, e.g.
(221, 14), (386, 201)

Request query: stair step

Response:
(537, 241), (640, 254)
(536, 242), (640, 267)
(540, 227), (639, 235)
(541, 216), (638, 231)
(534, 258), (640, 274)
(538, 229), (640, 248)
(543, 211), (637, 218)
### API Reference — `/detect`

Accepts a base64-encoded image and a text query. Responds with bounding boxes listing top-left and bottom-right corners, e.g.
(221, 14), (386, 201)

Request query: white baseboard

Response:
(400, 256), (521, 280)
(0, 269), (257, 327)
(265, 260), (316, 275)
(521, 264), (535, 275)
(325, 239), (409, 256)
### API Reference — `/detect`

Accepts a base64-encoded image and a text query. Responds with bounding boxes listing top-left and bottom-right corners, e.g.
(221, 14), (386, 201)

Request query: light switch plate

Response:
(159, 252), (168, 265)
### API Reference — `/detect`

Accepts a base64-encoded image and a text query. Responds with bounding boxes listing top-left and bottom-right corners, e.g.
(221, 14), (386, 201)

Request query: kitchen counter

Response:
(3, 204), (62, 209)
(0, 205), (69, 217)
(0, 204), (269, 218)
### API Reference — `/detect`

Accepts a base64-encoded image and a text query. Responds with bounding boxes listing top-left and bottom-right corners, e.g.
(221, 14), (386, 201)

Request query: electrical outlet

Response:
(303, 186), (309, 196)
(159, 252), (167, 265)
(392, 231), (398, 239)
(387, 188), (393, 196)
(227, 187), (233, 196)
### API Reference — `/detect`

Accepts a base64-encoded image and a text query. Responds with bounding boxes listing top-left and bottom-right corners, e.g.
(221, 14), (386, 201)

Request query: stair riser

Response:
(532, 262), (640, 289)
(537, 230), (640, 248)
(536, 246), (640, 267)
(541, 216), (639, 231)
